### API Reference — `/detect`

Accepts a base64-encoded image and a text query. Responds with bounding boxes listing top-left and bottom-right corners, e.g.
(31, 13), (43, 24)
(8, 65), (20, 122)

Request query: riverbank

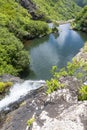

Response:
(0, 42), (87, 130)
(53, 19), (75, 25)
(72, 6), (87, 33)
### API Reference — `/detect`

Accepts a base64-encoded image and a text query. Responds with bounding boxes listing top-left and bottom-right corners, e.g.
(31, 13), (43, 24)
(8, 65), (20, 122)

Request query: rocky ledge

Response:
(0, 87), (87, 130)
(0, 43), (87, 130)
(0, 74), (23, 83)
(0, 75), (87, 130)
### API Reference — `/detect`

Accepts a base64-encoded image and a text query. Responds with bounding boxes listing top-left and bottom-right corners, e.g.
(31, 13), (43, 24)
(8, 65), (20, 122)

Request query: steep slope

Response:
(75, 6), (87, 32)
(73, 0), (87, 7)
(19, 0), (80, 21)
(0, 0), (81, 76)
(0, 0), (50, 76)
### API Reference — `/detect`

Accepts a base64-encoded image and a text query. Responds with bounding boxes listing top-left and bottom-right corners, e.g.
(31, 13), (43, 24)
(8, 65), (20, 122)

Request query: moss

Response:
(0, 82), (13, 94)
(27, 117), (35, 127)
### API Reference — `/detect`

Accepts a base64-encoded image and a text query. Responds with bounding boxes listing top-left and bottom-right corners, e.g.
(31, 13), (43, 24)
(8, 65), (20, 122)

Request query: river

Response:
(0, 23), (87, 112)
(24, 23), (87, 80)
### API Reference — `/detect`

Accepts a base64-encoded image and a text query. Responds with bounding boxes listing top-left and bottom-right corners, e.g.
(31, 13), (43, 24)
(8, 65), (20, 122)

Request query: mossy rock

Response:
(0, 82), (13, 94)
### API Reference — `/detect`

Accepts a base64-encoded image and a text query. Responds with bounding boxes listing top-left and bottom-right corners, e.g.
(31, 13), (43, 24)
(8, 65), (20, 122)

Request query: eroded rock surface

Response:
(0, 74), (23, 83)
(32, 92), (87, 130)
(0, 79), (87, 130)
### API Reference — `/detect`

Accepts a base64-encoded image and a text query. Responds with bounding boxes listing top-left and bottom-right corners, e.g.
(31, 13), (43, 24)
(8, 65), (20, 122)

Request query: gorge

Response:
(0, 0), (87, 130)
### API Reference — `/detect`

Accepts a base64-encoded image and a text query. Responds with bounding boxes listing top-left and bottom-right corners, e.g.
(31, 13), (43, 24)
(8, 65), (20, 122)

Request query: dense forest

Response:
(0, 0), (81, 76)
(0, 0), (87, 129)
(0, 0), (50, 76)
(75, 6), (87, 32)
(19, 0), (80, 21)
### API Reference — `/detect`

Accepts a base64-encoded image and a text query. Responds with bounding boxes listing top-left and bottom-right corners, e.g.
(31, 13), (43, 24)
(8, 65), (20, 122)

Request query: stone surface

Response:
(0, 74), (23, 83)
(0, 83), (87, 130)
(32, 93), (87, 130)
(19, 0), (44, 20)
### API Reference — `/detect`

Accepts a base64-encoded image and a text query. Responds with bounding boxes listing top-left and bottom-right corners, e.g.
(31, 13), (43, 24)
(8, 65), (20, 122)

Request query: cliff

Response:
(18, 0), (80, 21)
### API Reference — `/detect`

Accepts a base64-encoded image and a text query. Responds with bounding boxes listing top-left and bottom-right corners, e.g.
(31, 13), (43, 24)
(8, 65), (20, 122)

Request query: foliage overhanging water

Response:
(24, 23), (87, 80)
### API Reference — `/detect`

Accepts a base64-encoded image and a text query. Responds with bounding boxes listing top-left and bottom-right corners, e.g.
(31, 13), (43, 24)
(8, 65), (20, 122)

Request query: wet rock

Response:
(0, 74), (23, 83)
(1, 84), (87, 130)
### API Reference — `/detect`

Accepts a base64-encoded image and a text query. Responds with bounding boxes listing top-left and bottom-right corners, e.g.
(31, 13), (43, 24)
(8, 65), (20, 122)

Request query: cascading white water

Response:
(0, 80), (45, 111)
(84, 81), (87, 85)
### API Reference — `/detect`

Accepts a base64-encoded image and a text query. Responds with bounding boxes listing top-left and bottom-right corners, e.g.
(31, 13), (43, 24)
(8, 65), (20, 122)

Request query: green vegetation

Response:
(46, 66), (65, 94)
(46, 43), (87, 101)
(27, 117), (35, 127)
(32, 0), (80, 21)
(0, 0), (50, 76)
(74, 6), (87, 32)
(0, 0), (50, 40)
(83, 43), (87, 52)
(0, 28), (29, 75)
(0, 0), (84, 76)
(46, 47), (87, 95)
(0, 82), (13, 93)
(78, 85), (87, 101)
(46, 59), (81, 94)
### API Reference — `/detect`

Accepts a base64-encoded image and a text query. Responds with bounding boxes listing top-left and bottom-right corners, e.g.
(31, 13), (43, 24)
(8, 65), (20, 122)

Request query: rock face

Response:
(32, 90), (87, 130)
(0, 74), (23, 83)
(0, 76), (87, 130)
(19, 0), (44, 20)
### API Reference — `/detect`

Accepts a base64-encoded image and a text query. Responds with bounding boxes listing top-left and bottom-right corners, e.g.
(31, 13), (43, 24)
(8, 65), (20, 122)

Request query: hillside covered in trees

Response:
(75, 6), (87, 32)
(0, 0), (50, 76)
(19, 0), (80, 21)
(0, 0), (81, 76)
(0, 1), (87, 130)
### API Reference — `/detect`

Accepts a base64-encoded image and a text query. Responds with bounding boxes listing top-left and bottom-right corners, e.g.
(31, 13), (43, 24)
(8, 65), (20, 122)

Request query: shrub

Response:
(46, 54), (87, 94)
(75, 6), (87, 32)
(46, 79), (64, 94)
(78, 85), (87, 101)
(46, 66), (65, 94)
(0, 28), (29, 75)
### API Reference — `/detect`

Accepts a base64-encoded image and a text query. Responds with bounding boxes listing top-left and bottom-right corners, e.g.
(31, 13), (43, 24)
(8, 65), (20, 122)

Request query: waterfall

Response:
(0, 80), (45, 111)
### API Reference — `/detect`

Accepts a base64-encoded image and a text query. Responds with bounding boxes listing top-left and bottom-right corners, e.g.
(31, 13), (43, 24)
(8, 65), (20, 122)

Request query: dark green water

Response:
(24, 23), (87, 80)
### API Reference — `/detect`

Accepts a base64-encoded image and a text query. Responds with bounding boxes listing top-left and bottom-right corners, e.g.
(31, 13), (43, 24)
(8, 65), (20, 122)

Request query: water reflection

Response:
(24, 23), (87, 80)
